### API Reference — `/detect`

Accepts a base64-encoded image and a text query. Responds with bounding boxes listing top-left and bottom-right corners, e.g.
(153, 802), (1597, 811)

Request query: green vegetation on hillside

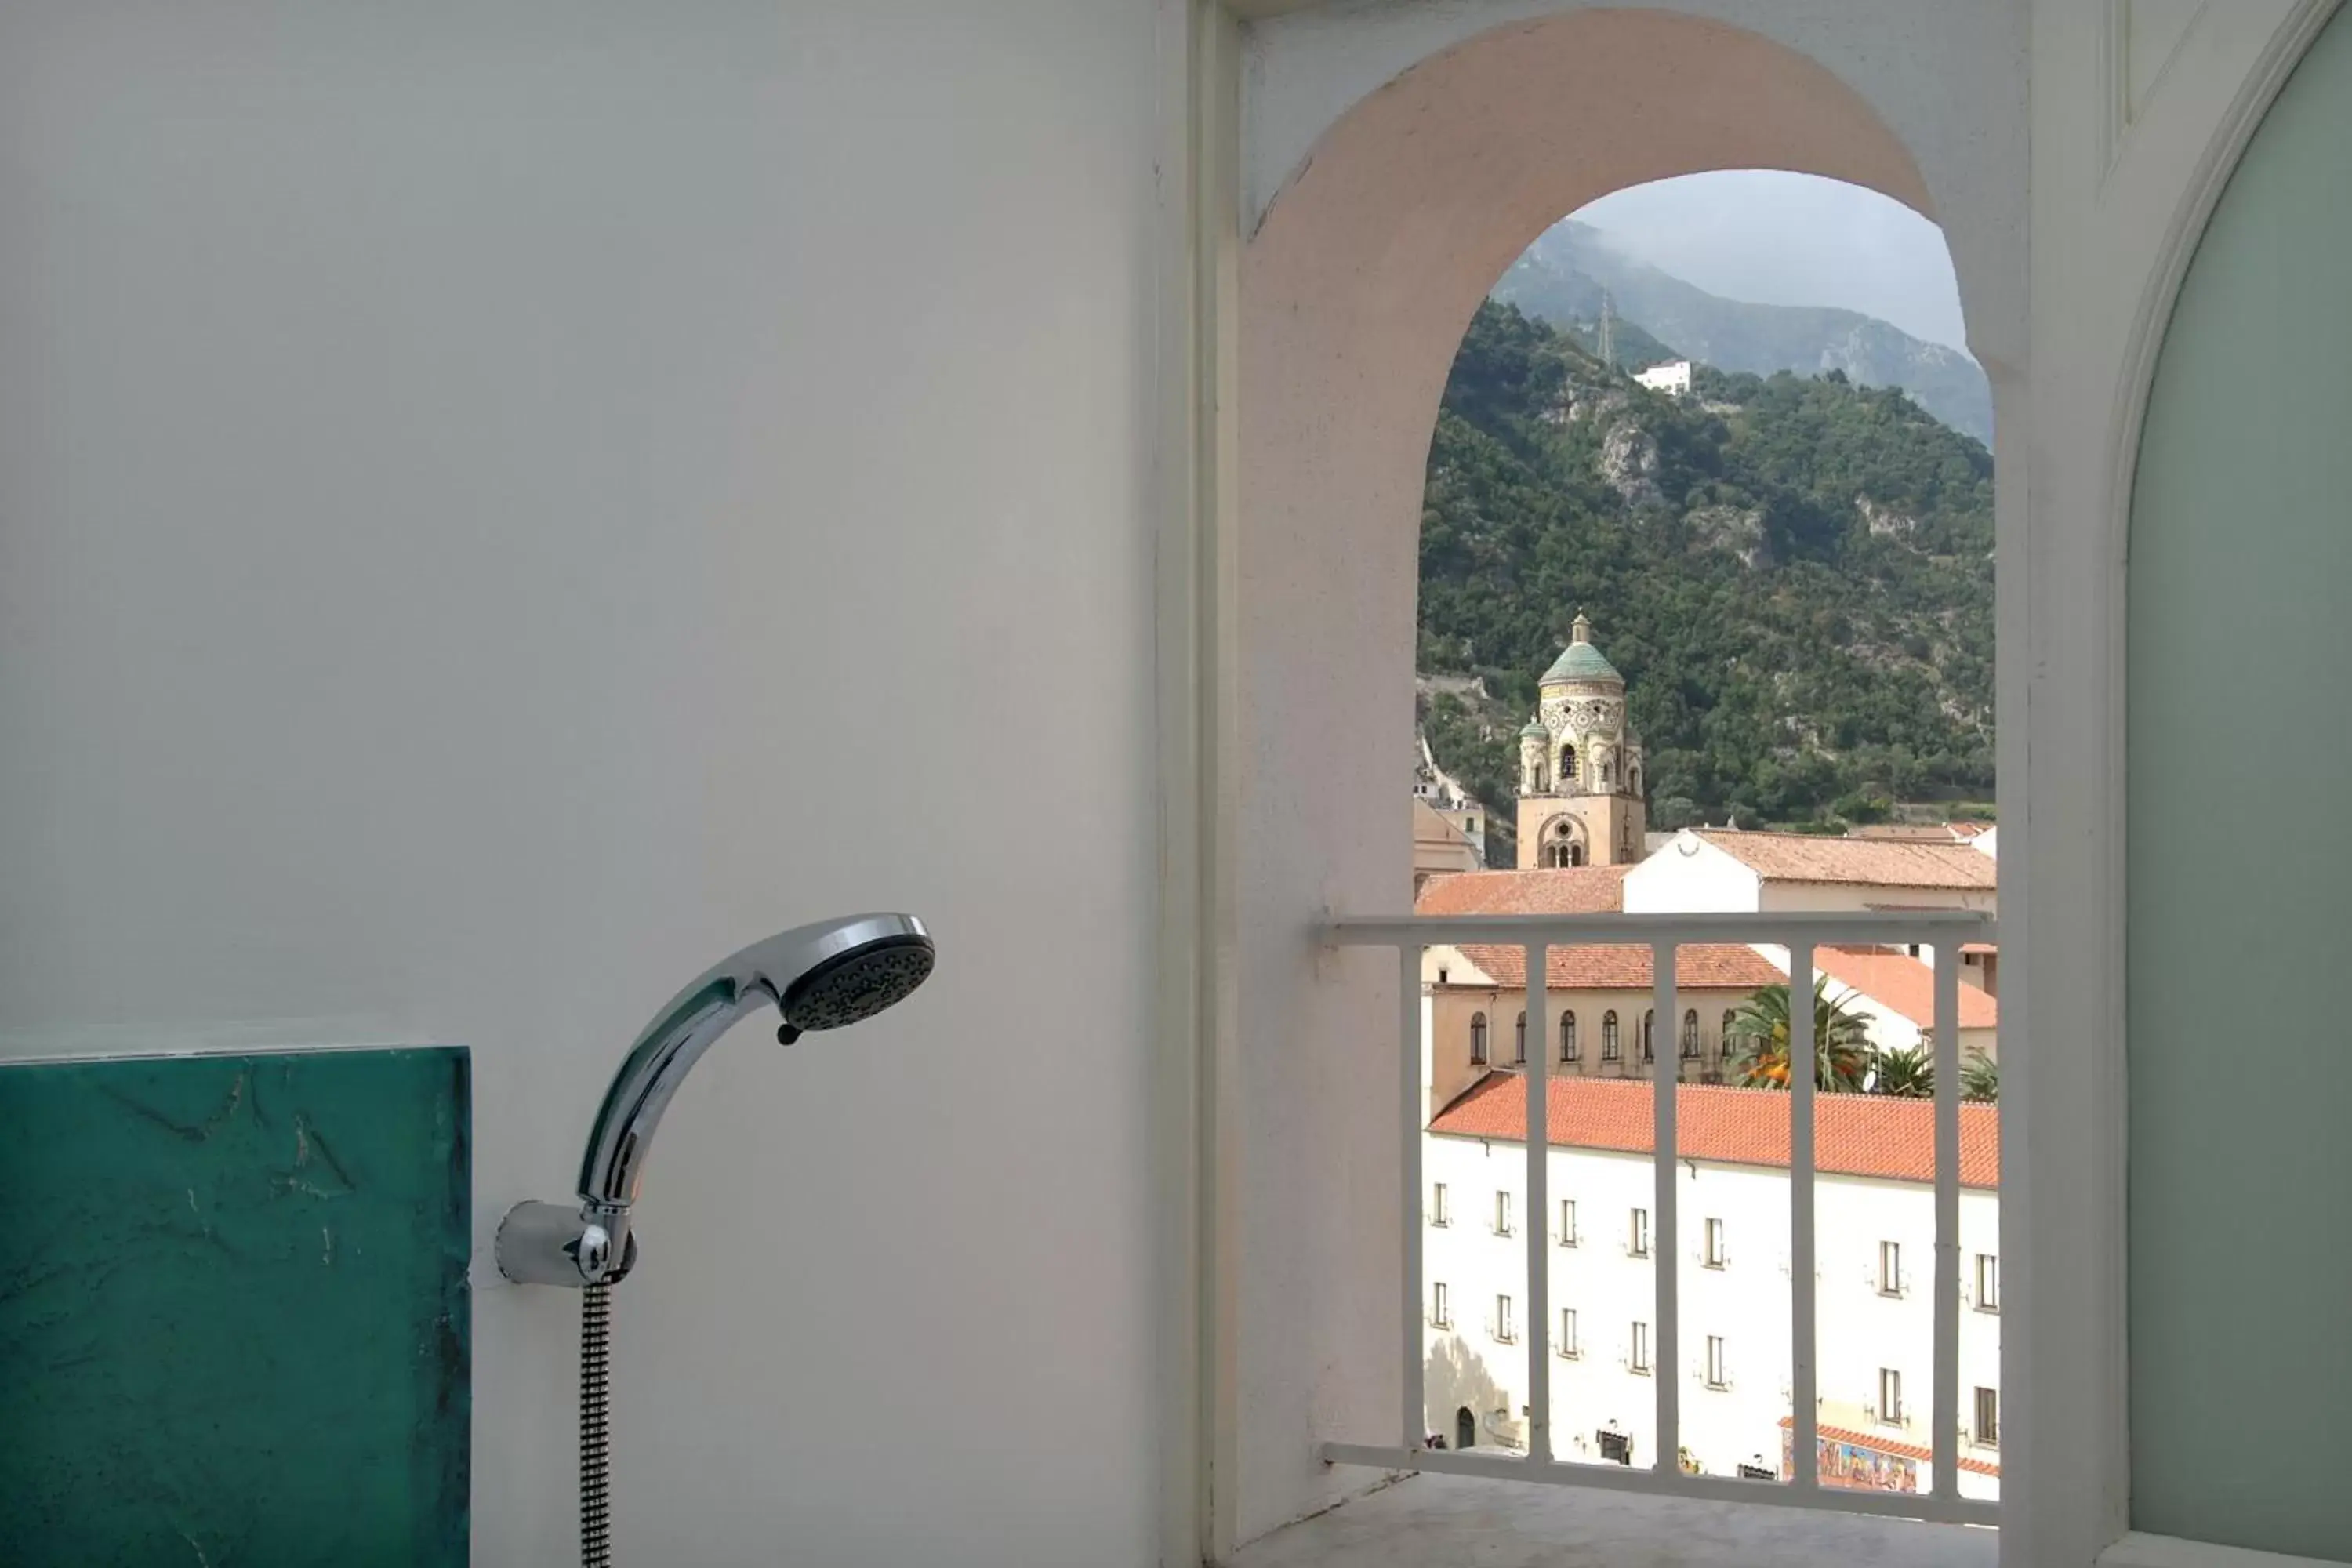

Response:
(1418, 301), (1994, 859)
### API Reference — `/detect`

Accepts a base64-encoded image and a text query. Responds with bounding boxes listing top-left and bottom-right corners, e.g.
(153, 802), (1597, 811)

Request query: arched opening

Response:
(1559, 1011), (1577, 1062)
(1642, 1008), (1656, 1062)
(1234, 5), (2017, 1544)
(1681, 1009), (1700, 1059)
(1513, 1010), (1527, 1065)
(1455, 1406), (1476, 1450)
(1468, 1011), (1488, 1066)
(1559, 744), (1577, 786)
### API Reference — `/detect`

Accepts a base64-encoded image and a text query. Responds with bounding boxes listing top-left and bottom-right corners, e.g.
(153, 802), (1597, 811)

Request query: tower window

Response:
(1559, 745), (1577, 786)
(1469, 1012), (1488, 1065)
(1602, 1011), (1621, 1062)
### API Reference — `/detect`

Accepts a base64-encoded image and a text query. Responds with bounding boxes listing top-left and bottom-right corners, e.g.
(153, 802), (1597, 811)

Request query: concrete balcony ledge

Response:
(1231, 1472), (1997, 1568)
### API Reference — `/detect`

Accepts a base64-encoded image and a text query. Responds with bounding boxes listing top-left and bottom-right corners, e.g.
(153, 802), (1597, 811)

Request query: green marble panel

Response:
(0, 1047), (470, 1566)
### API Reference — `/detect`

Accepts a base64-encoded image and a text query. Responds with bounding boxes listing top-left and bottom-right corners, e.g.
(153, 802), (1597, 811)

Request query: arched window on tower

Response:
(1541, 818), (1584, 869)
(1514, 1011), (1528, 1065)
(1560, 1011), (1578, 1062)
(1602, 1011), (1621, 1062)
(1642, 1009), (1656, 1062)
(1469, 1011), (1488, 1065)
(1629, 764), (1643, 797)
(1681, 1009), (1700, 1059)
(1559, 745), (1577, 788)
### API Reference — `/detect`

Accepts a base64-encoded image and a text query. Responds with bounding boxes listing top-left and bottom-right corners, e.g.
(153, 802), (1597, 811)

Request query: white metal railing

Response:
(1322, 909), (1998, 1528)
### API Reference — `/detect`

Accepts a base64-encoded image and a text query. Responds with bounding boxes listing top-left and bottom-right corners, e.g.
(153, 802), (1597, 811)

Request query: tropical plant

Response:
(1723, 978), (1873, 1092)
(1961, 1047), (1998, 1103)
(1867, 1044), (1935, 1098)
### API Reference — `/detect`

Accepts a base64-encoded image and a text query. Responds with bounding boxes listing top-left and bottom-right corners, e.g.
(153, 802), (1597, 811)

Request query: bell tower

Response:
(1515, 612), (1649, 868)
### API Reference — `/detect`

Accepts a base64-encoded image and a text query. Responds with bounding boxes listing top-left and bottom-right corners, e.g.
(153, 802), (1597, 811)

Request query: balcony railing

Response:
(1318, 909), (1997, 1527)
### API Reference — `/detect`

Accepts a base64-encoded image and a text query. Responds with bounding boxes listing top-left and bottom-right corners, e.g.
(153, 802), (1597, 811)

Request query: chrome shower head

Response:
(773, 929), (935, 1043)
(496, 913), (934, 1288)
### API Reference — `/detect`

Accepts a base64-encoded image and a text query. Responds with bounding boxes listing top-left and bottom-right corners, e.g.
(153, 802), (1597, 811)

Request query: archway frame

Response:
(1145, 4), (2349, 1566)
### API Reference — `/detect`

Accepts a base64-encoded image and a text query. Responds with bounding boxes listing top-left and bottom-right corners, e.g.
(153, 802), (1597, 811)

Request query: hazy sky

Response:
(1570, 170), (1972, 357)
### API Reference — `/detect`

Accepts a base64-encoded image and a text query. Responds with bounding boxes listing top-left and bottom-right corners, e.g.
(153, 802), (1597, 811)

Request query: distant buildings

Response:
(1633, 360), (1693, 397)
(1411, 624), (2002, 1494)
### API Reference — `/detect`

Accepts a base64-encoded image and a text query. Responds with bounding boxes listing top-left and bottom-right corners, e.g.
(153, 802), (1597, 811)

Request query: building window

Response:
(1630, 1321), (1651, 1374)
(1629, 1207), (1650, 1258)
(1681, 1009), (1700, 1058)
(1722, 1011), (1739, 1054)
(1642, 1009), (1655, 1062)
(1704, 1217), (1726, 1269)
(1430, 1182), (1450, 1228)
(1878, 1368), (1904, 1425)
(1514, 1011), (1528, 1065)
(1494, 1294), (1516, 1344)
(1705, 1335), (1729, 1390)
(1560, 1011), (1578, 1062)
(1470, 1012), (1488, 1065)
(1602, 1012), (1621, 1061)
(1494, 1190), (1513, 1236)
(1432, 1281), (1450, 1328)
(1976, 1253), (2000, 1312)
(1559, 1308), (1580, 1359)
(1878, 1241), (1903, 1297)
(1560, 744), (1577, 786)
(1559, 1198), (1577, 1247)
(1973, 1386), (1999, 1447)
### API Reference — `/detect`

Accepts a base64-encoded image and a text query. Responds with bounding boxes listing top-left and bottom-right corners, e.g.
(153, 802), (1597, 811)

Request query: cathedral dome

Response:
(1538, 611), (1623, 687)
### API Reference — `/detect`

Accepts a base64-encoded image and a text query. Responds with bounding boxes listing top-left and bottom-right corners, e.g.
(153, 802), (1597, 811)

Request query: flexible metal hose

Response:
(581, 1283), (613, 1567)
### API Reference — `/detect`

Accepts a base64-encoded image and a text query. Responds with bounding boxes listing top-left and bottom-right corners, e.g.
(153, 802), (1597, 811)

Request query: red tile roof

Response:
(1695, 830), (1997, 891)
(1451, 942), (1785, 992)
(1813, 946), (1998, 1029)
(1778, 1418), (2001, 1478)
(1429, 1073), (1998, 1189)
(1414, 866), (1630, 916)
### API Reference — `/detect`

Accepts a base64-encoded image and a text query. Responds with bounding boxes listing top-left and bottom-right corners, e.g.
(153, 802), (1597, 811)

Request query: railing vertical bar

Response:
(1524, 945), (1551, 1462)
(1650, 941), (1678, 1477)
(1788, 943), (1819, 1490)
(1932, 940), (1962, 1500)
(1401, 942), (1424, 1453)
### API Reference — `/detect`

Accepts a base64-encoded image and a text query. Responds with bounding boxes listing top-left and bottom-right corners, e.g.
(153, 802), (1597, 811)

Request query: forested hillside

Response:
(1419, 301), (1994, 860)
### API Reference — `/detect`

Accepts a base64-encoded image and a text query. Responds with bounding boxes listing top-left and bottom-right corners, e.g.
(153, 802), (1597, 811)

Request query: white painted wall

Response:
(1424, 1136), (2000, 1501)
(0, 4), (1166, 1563)
(1622, 836), (1765, 913)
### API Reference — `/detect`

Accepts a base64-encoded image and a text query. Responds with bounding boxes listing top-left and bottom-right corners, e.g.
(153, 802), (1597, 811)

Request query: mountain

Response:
(1417, 301), (1994, 863)
(1492, 221), (1993, 447)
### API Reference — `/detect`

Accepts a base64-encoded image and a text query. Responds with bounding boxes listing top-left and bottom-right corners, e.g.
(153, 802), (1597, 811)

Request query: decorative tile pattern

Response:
(0, 1047), (470, 1566)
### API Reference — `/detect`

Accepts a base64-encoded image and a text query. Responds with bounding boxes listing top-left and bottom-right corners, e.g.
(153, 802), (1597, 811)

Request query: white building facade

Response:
(1422, 1080), (2000, 1501)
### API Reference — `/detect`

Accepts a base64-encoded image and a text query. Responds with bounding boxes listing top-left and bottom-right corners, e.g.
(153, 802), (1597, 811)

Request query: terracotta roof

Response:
(1694, 830), (1997, 891)
(1452, 942), (1784, 992)
(1428, 1073), (1999, 1189)
(1813, 946), (1998, 1030)
(1414, 866), (1630, 916)
(1777, 1418), (2001, 1478)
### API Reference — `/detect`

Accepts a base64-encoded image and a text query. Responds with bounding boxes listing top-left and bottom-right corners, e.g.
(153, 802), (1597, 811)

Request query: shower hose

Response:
(581, 1283), (614, 1567)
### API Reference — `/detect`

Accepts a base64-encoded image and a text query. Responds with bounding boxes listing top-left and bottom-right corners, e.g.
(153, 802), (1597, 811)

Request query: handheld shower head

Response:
(496, 913), (934, 1288)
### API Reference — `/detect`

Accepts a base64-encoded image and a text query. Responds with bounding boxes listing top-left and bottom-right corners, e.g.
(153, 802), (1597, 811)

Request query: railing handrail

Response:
(1326, 909), (1994, 946)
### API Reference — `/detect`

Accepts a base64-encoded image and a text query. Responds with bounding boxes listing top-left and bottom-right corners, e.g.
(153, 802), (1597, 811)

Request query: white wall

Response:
(0, 4), (1165, 1564)
(1424, 1136), (2000, 1501)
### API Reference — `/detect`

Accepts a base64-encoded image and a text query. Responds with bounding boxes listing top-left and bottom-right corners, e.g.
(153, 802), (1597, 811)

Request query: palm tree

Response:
(1724, 978), (1873, 1092)
(1867, 1044), (1934, 1098)
(1961, 1047), (1998, 1103)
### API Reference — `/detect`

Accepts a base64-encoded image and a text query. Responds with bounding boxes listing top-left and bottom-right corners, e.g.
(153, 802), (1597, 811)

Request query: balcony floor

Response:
(1231, 1472), (1997, 1568)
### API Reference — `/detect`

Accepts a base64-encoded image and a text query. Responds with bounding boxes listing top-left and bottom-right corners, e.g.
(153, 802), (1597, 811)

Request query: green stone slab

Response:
(0, 1047), (470, 1566)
